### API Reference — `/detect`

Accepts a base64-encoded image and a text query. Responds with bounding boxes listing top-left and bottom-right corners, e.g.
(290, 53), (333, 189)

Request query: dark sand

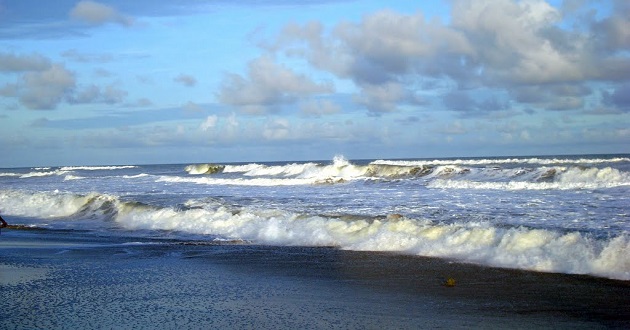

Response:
(1, 229), (629, 329)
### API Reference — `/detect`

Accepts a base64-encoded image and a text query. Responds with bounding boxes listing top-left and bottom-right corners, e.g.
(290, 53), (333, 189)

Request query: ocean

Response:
(1, 154), (629, 328)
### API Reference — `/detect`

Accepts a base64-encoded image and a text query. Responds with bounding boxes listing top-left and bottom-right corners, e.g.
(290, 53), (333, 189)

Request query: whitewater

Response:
(1, 154), (628, 280)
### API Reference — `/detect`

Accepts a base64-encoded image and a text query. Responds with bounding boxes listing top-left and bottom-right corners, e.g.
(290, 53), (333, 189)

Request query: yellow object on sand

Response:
(444, 278), (456, 287)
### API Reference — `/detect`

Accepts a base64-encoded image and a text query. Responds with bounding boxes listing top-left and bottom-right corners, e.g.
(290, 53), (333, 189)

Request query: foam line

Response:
(1, 189), (628, 280)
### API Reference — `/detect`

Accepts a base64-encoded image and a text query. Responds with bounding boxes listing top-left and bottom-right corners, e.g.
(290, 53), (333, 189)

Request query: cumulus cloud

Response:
(442, 90), (509, 115)
(0, 52), (51, 72)
(174, 74), (197, 87)
(266, 0), (630, 115)
(0, 83), (18, 98)
(127, 98), (153, 108)
(603, 84), (630, 112)
(18, 64), (76, 110)
(0, 52), (133, 109)
(218, 56), (333, 114)
(99, 85), (127, 104)
(69, 84), (128, 104)
(70, 0), (133, 27)
(263, 118), (291, 140)
(200, 115), (218, 131)
(354, 82), (427, 114)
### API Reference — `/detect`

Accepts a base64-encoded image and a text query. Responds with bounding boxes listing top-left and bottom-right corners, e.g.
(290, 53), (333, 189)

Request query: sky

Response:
(0, 0), (628, 167)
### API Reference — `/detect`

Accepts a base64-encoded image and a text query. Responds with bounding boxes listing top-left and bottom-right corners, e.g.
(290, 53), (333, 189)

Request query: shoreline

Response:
(1, 229), (629, 329)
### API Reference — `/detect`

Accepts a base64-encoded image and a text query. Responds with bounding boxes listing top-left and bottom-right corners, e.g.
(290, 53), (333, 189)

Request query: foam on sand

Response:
(0, 264), (49, 286)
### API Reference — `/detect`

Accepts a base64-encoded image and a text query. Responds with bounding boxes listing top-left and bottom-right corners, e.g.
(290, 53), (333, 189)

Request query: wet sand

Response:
(1, 229), (629, 329)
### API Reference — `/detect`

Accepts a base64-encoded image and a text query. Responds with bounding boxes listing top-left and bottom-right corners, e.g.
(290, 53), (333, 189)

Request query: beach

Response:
(2, 228), (629, 329)
(1, 0), (628, 327)
(1, 156), (629, 328)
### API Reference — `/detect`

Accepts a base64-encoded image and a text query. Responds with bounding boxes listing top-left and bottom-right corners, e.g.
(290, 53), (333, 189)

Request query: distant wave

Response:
(428, 166), (630, 190)
(64, 173), (148, 181)
(373, 156), (630, 166)
(186, 157), (433, 181)
(59, 165), (138, 171)
(64, 175), (85, 181)
(0, 172), (22, 177)
(180, 156), (629, 189)
(20, 169), (70, 178)
(11, 165), (138, 179)
(123, 173), (150, 179)
(1, 188), (628, 280)
(158, 175), (317, 186)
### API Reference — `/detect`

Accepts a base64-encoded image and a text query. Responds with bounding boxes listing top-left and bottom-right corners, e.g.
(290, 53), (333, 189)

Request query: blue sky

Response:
(0, 0), (628, 167)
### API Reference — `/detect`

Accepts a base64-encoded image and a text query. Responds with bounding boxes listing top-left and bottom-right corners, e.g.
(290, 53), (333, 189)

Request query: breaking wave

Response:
(181, 156), (629, 189)
(19, 169), (70, 178)
(184, 164), (225, 175)
(0, 172), (21, 177)
(428, 166), (630, 190)
(64, 175), (86, 181)
(158, 176), (317, 186)
(1, 188), (628, 280)
(373, 156), (630, 166)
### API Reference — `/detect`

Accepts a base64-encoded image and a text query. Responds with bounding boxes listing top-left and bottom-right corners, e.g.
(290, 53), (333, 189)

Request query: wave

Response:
(181, 156), (628, 189)
(2, 166), (138, 179)
(19, 169), (70, 178)
(59, 165), (138, 171)
(0, 172), (22, 177)
(123, 173), (150, 179)
(185, 157), (435, 182)
(1, 188), (628, 280)
(64, 175), (86, 181)
(184, 164), (225, 175)
(158, 175), (317, 186)
(104, 210), (630, 281)
(0, 190), (118, 219)
(373, 156), (630, 166)
(428, 166), (630, 190)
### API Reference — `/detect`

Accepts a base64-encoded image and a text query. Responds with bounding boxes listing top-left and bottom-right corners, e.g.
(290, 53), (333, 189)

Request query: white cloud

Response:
(520, 130), (531, 141)
(0, 52), (135, 110)
(263, 118), (291, 140)
(357, 82), (428, 114)
(0, 52), (51, 72)
(19, 64), (76, 110)
(174, 74), (197, 87)
(267, 0), (630, 115)
(69, 84), (127, 105)
(200, 115), (218, 131)
(218, 56), (334, 114)
(603, 83), (630, 112)
(69, 0), (133, 27)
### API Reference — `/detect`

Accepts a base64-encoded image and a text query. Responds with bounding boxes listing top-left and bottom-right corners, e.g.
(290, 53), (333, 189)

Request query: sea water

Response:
(1, 154), (629, 280)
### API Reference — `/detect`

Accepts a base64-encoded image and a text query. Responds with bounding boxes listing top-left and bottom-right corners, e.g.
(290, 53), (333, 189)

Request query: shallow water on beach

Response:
(2, 230), (629, 329)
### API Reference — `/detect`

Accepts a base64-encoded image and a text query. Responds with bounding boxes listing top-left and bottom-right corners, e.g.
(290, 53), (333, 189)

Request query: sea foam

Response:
(2, 188), (628, 280)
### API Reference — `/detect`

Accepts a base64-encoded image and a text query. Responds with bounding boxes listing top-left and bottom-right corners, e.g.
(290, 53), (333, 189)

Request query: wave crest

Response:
(428, 166), (630, 190)
(1, 188), (628, 280)
(185, 164), (225, 175)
